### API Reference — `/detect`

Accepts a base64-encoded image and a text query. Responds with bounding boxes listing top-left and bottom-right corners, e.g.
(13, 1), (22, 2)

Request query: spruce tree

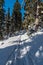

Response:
(12, 0), (22, 31)
(6, 8), (10, 35)
(24, 0), (41, 30)
(39, 2), (43, 27)
(0, 0), (5, 39)
(24, 0), (34, 29)
(11, 10), (15, 33)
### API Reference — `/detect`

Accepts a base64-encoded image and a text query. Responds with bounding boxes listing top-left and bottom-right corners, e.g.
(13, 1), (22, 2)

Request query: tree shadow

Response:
(0, 33), (43, 65)
(19, 33), (43, 65)
(0, 44), (18, 65)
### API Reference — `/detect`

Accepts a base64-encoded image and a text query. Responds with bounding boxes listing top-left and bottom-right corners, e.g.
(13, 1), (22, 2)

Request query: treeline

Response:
(0, 0), (43, 39)
(23, 0), (43, 29)
(0, 0), (22, 39)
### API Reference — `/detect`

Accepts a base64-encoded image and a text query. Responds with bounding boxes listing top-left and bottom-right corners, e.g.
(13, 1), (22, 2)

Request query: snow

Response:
(39, 46), (43, 51)
(6, 60), (12, 65)
(0, 29), (43, 65)
(35, 46), (43, 57)
(35, 51), (40, 57)
(19, 46), (31, 58)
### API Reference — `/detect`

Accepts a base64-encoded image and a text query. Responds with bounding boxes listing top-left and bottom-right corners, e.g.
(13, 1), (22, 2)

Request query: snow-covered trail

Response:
(0, 35), (21, 65)
(0, 29), (43, 65)
(5, 35), (21, 65)
(5, 34), (35, 65)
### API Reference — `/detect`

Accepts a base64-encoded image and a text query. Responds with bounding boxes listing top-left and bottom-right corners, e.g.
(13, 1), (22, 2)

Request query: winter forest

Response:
(0, 0), (43, 65)
(0, 0), (43, 39)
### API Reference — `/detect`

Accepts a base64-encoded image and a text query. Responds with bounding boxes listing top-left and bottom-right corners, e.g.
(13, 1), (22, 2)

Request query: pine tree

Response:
(24, 0), (41, 30)
(24, 0), (35, 29)
(11, 10), (15, 33)
(12, 0), (22, 31)
(38, 2), (43, 27)
(33, 0), (41, 31)
(6, 8), (10, 35)
(0, 0), (5, 39)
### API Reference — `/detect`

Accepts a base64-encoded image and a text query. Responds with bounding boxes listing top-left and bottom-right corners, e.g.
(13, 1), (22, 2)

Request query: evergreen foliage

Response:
(12, 0), (22, 31)
(23, 0), (42, 29)
(0, 0), (5, 39)
(6, 8), (10, 35)
(0, 0), (43, 39)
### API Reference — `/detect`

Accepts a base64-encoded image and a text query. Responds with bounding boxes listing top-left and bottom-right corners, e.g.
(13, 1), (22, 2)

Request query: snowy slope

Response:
(0, 29), (43, 65)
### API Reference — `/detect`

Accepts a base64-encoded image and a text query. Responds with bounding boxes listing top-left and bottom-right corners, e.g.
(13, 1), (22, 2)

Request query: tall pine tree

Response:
(6, 8), (10, 35)
(24, 0), (35, 29)
(24, 0), (41, 30)
(0, 0), (5, 39)
(12, 0), (22, 31)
